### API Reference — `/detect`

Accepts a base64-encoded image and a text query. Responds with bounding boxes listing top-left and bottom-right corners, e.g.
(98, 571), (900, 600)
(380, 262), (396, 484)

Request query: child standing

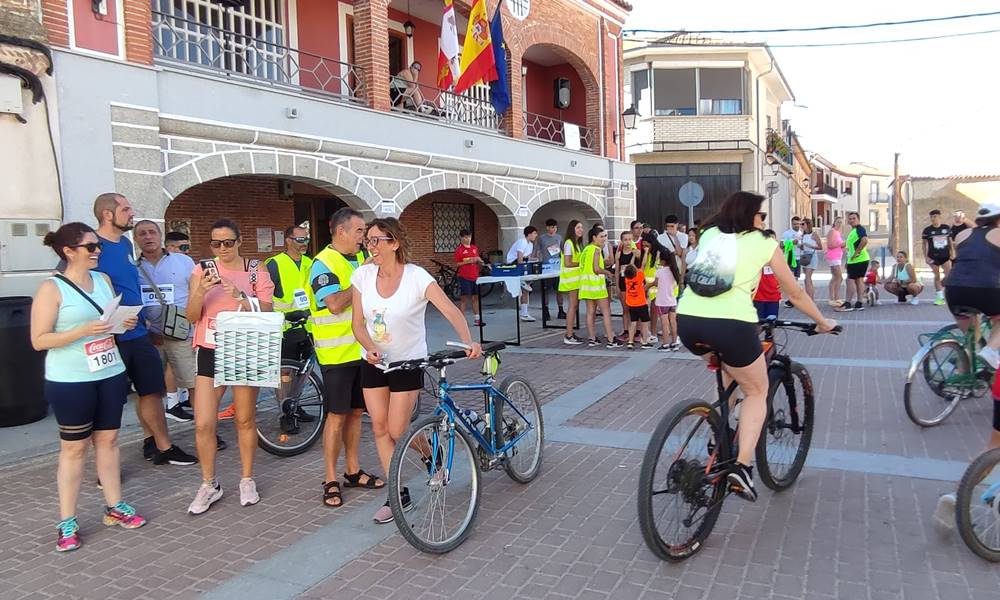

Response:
(654, 252), (681, 351)
(454, 229), (484, 326)
(754, 229), (781, 321)
(865, 260), (881, 304)
(622, 265), (652, 349)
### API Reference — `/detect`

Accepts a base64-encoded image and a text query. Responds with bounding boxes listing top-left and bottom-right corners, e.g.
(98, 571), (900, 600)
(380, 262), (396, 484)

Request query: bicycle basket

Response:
(214, 309), (284, 388)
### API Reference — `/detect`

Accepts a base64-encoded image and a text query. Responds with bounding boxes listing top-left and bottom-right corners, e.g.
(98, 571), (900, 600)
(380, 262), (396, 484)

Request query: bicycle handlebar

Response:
(759, 319), (842, 336)
(382, 341), (506, 372)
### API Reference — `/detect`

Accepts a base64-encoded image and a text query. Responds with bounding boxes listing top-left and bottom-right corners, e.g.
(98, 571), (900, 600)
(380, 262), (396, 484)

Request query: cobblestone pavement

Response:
(1, 300), (996, 600)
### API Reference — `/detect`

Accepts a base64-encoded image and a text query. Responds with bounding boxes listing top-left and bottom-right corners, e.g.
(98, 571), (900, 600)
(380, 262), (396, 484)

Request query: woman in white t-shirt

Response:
(351, 218), (482, 524)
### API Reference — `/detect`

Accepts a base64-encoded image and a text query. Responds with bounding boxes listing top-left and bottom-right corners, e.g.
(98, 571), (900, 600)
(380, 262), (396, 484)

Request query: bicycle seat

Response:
(284, 310), (310, 324)
(482, 341), (506, 355)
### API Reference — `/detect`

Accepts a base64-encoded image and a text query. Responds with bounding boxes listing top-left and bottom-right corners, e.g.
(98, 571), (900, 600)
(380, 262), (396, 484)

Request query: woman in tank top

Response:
(30, 223), (146, 552)
(825, 217), (846, 306)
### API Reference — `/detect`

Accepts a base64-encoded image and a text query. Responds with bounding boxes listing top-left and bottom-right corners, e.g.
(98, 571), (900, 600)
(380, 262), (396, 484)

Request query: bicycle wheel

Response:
(903, 340), (970, 427)
(956, 448), (1000, 562)
(256, 360), (325, 457)
(389, 414), (481, 554)
(494, 376), (544, 483)
(755, 361), (814, 491)
(637, 399), (726, 561)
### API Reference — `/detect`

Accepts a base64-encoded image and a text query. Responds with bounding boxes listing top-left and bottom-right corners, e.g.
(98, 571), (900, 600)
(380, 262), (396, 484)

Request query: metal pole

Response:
(891, 152), (901, 253)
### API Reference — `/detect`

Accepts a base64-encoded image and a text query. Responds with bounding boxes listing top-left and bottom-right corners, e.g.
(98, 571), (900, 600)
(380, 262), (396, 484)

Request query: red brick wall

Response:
(123, 0), (153, 64)
(399, 192), (500, 273)
(41, 0), (70, 47)
(164, 177), (294, 262)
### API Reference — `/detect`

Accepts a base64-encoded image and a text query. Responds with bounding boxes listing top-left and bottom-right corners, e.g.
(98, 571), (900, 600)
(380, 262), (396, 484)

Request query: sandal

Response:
(322, 481), (343, 508)
(343, 469), (385, 489)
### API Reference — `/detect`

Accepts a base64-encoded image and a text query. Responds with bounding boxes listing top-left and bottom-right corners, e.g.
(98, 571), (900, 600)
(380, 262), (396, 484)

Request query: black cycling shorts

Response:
(117, 336), (166, 397)
(46, 373), (129, 440)
(322, 362), (366, 414)
(846, 261), (868, 281)
(360, 360), (424, 393)
(677, 315), (763, 368)
(945, 286), (1000, 318)
(196, 347), (216, 378)
(928, 253), (951, 267)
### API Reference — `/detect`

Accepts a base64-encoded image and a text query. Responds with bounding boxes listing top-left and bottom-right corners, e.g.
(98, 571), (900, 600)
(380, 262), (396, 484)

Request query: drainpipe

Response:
(755, 57), (774, 198)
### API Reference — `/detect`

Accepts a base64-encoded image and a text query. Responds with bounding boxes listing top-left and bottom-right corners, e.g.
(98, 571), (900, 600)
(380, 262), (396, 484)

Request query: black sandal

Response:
(343, 469), (385, 489)
(322, 481), (343, 507)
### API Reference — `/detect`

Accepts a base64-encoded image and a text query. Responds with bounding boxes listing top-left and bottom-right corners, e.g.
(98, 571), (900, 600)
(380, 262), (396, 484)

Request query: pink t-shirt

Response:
(654, 266), (678, 308)
(826, 229), (844, 263)
(191, 260), (275, 349)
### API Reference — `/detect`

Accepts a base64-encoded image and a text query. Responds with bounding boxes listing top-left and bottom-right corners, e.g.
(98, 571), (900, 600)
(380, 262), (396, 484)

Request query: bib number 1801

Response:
(85, 336), (121, 373)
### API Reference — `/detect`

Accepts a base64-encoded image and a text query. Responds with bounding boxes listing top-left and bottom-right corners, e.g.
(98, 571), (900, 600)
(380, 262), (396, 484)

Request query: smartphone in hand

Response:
(200, 259), (220, 281)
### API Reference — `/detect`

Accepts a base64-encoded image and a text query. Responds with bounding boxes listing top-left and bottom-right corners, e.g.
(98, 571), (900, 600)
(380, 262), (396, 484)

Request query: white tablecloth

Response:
(476, 271), (560, 299)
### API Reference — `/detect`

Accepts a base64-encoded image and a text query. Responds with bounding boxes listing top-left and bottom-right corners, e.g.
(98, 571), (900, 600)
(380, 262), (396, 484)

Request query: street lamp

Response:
(614, 107), (638, 144)
(403, 0), (415, 38)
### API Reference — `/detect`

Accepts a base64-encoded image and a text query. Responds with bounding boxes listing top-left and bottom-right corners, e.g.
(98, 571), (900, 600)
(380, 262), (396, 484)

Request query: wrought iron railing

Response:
(389, 78), (501, 131)
(522, 111), (596, 153)
(151, 11), (366, 103)
(813, 184), (838, 198)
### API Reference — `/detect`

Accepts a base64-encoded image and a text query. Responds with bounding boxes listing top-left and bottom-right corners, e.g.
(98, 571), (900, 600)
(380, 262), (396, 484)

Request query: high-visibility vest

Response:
(643, 252), (658, 301)
(578, 244), (608, 300)
(306, 247), (365, 366)
(558, 240), (581, 292)
(265, 252), (313, 331)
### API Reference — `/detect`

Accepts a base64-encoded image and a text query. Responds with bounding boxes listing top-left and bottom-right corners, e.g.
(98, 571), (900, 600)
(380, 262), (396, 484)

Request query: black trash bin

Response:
(0, 297), (46, 427)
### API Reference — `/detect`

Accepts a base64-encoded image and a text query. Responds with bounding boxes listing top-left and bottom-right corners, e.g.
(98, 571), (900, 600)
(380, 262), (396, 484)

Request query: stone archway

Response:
(399, 190), (505, 272)
(161, 150), (383, 218)
(393, 172), (519, 228)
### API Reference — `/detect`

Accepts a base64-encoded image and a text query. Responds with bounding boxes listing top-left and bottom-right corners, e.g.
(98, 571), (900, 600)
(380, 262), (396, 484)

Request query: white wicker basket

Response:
(213, 307), (284, 388)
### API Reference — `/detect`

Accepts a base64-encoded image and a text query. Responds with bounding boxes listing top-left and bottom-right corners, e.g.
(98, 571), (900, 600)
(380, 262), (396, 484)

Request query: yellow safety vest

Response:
(558, 240), (581, 292)
(306, 247), (365, 366)
(578, 244), (608, 300)
(265, 253), (314, 330)
(643, 252), (658, 301)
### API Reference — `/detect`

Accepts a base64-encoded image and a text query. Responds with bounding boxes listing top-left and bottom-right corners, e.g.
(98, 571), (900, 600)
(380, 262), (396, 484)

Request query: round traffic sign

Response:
(678, 181), (705, 208)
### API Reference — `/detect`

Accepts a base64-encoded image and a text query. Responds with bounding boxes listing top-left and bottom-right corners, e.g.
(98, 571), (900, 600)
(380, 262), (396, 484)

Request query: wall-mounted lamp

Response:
(403, 0), (415, 38)
(521, 65), (528, 77)
(613, 107), (638, 144)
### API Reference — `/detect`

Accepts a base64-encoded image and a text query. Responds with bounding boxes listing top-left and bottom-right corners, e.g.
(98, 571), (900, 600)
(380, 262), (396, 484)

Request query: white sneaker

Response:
(239, 477), (260, 507)
(188, 481), (223, 515)
(979, 346), (1000, 370)
(520, 313), (536, 322)
(934, 493), (956, 532)
(910, 297), (920, 306)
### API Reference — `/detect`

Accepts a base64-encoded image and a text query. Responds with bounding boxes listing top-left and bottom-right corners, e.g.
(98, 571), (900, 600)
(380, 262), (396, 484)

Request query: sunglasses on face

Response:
(70, 242), (103, 253)
(178, 244), (191, 252)
(209, 239), (238, 249)
(289, 236), (310, 244)
(365, 236), (394, 247)
(758, 212), (767, 220)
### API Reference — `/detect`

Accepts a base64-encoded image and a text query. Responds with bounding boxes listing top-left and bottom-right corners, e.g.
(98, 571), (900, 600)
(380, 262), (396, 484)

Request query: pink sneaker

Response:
(56, 517), (81, 552)
(103, 502), (147, 529)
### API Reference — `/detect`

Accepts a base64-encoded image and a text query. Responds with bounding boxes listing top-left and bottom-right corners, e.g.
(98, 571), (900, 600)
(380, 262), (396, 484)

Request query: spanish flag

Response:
(453, 0), (497, 95)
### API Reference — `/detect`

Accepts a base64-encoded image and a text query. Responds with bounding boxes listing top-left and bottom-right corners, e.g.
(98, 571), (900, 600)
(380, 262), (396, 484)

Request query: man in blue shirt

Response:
(93, 193), (196, 466)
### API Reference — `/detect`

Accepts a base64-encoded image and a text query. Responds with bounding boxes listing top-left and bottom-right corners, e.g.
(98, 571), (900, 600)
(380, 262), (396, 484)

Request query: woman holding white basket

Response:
(185, 219), (275, 515)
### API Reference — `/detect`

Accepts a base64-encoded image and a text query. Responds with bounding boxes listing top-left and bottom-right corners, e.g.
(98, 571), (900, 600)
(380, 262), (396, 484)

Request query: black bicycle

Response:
(431, 258), (496, 300)
(637, 319), (840, 561)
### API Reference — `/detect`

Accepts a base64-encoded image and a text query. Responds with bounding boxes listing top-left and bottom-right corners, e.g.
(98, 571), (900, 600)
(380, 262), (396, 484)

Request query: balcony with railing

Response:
(766, 129), (793, 167)
(522, 111), (596, 154)
(151, 10), (366, 103)
(812, 184), (838, 200)
(869, 192), (890, 204)
(389, 78), (501, 132)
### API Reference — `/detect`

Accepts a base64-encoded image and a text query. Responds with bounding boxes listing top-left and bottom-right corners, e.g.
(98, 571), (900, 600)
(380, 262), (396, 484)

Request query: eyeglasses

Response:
(178, 244), (191, 252)
(209, 239), (238, 249)
(289, 236), (310, 244)
(365, 236), (394, 247)
(70, 242), (103, 253)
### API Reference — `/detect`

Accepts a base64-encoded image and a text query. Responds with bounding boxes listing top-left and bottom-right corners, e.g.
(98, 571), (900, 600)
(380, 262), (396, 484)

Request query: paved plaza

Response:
(2, 283), (999, 600)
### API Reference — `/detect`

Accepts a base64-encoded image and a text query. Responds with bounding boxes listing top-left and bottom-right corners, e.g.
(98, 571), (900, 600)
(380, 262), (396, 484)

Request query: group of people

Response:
(32, 194), (481, 552)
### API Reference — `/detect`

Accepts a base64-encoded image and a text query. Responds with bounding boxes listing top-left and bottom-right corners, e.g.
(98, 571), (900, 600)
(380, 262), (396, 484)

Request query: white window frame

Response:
(338, 1), (414, 69)
(66, 0), (127, 60)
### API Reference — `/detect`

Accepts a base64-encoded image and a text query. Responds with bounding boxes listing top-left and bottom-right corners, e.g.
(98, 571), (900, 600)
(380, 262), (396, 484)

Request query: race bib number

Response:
(140, 284), (174, 306)
(85, 336), (121, 373)
(763, 266), (774, 275)
(933, 237), (948, 250)
(292, 289), (310, 309)
(204, 317), (217, 346)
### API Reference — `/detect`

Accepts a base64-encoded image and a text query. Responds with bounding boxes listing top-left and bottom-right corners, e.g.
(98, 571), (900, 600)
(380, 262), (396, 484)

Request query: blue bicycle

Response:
(384, 341), (544, 553)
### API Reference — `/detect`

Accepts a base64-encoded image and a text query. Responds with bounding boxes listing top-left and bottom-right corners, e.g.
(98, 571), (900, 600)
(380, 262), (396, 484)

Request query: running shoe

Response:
(587, 338), (598, 347)
(216, 436), (228, 451)
(669, 342), (682, 351)
(934, 493), (956, 532)
(641, 342), (655, 349)
(627, 343), (635, 350)
(474, 319), (485, 326)
(834, 301), (853, 313)
(606, 340), (623, 349)
(784, 300), (794, 309)
(727, 463), (758, 502)
(218, 404), (236, 420)
(165, 404), (194, 422)
(912, 297), (921, 306)
(142, 436), (156, 461)
(520, 313), (536, 322)
(657, 344), (671, 352)
(188, 480), (223, 515)
(563, 335), (583, 345)
(854, 301), (864, 311)
(373, 487), (413, 524)
(153, 445), (198, 466)
(103, 501), (147, 529)
(239, 478), (260, 507)
(56, 517), (81, 552)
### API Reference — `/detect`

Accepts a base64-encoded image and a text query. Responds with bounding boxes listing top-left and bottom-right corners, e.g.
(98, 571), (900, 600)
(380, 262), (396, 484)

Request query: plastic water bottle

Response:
(461, 408), (480, 425)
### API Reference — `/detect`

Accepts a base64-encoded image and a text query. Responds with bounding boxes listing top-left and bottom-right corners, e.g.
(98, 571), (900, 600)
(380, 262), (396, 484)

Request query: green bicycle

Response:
(904, 315), (994, 427)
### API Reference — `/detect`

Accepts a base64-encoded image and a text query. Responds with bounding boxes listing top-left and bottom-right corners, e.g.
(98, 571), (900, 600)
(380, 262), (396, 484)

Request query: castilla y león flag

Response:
(453, 0), (497, 95)
(437, 0), (461, 88)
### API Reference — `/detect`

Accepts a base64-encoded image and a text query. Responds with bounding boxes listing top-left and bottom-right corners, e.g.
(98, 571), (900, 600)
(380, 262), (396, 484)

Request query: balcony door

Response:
(345, 16), (408, 76)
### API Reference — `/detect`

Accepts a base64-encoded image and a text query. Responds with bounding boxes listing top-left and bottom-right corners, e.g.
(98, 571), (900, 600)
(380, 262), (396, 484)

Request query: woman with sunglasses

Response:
(31, 223), (147, 552)
(185, 219), (275, 515)
(350, 218), (482, 524)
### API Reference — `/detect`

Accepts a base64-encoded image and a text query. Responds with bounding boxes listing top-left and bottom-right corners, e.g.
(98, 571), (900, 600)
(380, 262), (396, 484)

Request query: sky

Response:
(624, 0), (1000, 177)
